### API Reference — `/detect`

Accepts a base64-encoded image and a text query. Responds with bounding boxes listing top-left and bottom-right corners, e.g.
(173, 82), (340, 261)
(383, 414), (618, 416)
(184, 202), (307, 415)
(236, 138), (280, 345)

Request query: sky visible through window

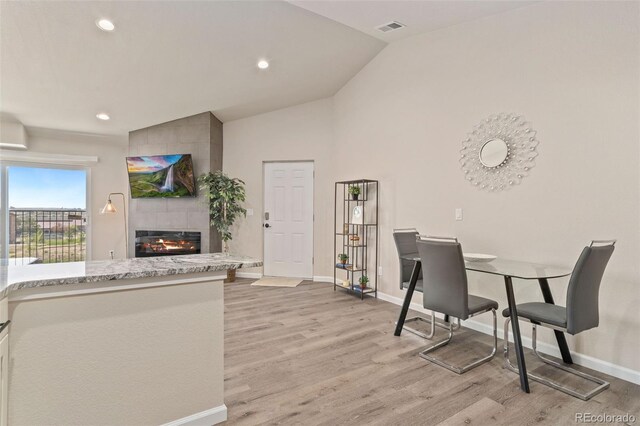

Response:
(8, 166), (86, 209)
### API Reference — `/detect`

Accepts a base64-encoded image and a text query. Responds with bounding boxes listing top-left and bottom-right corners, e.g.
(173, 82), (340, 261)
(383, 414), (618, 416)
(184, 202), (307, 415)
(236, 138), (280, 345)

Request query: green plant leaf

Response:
(198, 171), (247, 243)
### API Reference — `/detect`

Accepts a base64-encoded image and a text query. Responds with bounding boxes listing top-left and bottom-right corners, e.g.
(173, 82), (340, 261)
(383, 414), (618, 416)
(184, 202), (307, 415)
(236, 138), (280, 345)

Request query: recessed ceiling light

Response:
(96, 19), (115, 32)
(257, 60), (269, 70)
(96, 113), (110, 121)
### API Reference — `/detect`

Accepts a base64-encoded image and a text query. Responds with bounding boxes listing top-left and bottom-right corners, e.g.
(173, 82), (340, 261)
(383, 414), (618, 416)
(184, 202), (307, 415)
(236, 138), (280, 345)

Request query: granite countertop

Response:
(0, 253), (262, 298)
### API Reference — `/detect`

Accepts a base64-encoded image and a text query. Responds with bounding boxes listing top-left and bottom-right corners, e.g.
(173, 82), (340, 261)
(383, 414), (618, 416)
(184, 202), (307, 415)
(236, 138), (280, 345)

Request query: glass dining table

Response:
(395, 254), (573, 393)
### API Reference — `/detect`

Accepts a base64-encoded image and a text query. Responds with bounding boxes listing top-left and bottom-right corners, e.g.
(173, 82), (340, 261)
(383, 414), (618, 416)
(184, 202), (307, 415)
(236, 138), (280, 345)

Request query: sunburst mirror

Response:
(460, 113), (539, 192)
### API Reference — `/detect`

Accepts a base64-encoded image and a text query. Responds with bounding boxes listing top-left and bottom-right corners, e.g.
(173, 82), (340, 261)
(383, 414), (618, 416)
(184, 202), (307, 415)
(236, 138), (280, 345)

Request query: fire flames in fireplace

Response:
(135, 231), (201, 257)
(145, 238), (196, 253)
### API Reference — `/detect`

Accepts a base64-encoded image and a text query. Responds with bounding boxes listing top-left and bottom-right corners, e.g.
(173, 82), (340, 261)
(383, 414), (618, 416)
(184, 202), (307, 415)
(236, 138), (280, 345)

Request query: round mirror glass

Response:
(479, 138), (508, 168)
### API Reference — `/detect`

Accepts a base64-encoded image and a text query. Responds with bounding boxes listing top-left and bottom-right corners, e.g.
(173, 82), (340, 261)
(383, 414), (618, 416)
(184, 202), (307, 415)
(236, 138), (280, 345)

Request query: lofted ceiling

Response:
(1, 1), (535, 137)
(289, 1), (537, 43)
(0, 1), (384, 135)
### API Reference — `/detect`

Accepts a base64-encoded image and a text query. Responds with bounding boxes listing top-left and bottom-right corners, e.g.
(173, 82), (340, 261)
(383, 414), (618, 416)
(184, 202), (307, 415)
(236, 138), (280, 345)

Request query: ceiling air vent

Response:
(376, 21), (406, 33)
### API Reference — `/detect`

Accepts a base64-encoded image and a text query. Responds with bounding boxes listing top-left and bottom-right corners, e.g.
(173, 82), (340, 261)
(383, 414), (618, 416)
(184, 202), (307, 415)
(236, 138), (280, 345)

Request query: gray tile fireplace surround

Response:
(128, 112), (222, 256)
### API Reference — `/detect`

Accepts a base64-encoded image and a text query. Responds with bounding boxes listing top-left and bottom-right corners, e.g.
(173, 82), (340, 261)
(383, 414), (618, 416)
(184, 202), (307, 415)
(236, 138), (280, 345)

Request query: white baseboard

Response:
(236, 272), (263, 279)
(162, 404), (227, 426)
(377, 291), (640, 386)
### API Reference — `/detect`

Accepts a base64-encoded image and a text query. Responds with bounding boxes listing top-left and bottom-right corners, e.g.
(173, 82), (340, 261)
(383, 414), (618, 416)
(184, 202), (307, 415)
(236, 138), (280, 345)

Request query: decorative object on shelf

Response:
(342, 279), (351, 288)
(338, 253), (349, 265)
(351, 205), (364, 225)
(348, 185), (361, 200)
(460, 113), (539, 192)
(198, 171), (247, 282)
(334, 179), (378, 300)
(359, 275), (369, 290)
(100, 192), (128, 259)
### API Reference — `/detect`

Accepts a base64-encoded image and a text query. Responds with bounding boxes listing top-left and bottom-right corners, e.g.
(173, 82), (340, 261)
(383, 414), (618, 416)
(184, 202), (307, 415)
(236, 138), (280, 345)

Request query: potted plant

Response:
(198, 171), (247, 282)
(359, 275), (369, 290)
(338, 253), (349, 265)
(348, 185), (361, 201)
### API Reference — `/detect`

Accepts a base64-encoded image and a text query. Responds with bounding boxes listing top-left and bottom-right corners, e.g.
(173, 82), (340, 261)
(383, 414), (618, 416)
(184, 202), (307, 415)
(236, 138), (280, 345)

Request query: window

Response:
(3, 165), (88, 264)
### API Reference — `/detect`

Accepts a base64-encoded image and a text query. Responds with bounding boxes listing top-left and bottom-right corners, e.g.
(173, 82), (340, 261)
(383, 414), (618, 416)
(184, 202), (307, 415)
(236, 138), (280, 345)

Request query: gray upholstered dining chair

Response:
(392, 228), (429, 338)
(416, 236), (498, 374)
(393, 228), (422, 292)
(393, 229), (459, 339)
(503, 240), (616, 400)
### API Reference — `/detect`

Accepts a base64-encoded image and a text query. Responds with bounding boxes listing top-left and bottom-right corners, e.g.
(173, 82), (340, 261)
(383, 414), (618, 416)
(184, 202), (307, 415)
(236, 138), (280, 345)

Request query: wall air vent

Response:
(376, 21), (406, 33)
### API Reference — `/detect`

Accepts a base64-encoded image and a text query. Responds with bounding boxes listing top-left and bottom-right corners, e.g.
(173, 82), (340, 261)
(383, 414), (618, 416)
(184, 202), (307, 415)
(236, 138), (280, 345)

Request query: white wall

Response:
(333, 0), (640, 372)
(13, 129), (128, 260)
(224, 1), (640, 375)
(224, 98), (334, 277)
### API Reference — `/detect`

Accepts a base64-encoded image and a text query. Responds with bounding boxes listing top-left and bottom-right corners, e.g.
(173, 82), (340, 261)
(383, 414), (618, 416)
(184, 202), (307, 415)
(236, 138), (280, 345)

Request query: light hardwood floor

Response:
(224, 279), (640, 425)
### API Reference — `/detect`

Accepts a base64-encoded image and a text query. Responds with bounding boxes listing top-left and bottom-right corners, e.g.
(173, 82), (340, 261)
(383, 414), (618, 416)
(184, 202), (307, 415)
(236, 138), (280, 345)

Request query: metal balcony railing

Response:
(8, 208), (87, 264)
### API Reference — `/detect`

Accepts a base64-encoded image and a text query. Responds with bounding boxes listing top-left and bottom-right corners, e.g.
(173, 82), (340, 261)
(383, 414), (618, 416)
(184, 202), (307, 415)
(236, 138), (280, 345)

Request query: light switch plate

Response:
(246, 209), (254, 216)
(455, 208), (463, 221)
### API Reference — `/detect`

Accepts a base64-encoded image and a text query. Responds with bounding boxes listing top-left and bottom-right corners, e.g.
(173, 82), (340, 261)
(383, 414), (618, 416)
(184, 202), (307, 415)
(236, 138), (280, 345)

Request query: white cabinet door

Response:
(0, 333), (8, 426)
(263, 162), (314, 278)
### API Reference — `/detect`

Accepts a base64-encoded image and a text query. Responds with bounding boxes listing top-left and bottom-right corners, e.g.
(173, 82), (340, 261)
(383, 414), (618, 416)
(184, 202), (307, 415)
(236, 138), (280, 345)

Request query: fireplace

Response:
(135, 230), (201, 257)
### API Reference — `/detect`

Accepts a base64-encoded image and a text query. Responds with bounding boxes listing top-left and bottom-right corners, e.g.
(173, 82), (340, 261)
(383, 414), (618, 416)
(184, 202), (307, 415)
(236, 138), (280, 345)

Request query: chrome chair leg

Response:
(503, 318), (520, 374)
(530, 325), (610, 400)
(402, 311), (436, 339)
(419, 309), (497, 374)
(401, 313), (461, 339)
(503, 320), (610, 400)
(450, 317), (462, 331)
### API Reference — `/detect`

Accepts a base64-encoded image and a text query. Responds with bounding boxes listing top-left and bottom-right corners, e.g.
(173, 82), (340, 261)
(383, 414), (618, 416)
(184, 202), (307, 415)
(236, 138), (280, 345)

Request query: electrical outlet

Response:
(378, 266), (383, 276)
(455, 208), (463, 221)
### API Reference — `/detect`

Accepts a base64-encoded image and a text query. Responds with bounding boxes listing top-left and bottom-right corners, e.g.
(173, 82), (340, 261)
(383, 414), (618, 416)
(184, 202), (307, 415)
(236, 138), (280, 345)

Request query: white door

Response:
(263, 162), (314, 278)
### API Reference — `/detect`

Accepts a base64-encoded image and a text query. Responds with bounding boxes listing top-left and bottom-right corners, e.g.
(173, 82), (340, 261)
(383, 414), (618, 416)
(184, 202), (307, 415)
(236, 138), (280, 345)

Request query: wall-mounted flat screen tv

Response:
(126, 154), (196, 198)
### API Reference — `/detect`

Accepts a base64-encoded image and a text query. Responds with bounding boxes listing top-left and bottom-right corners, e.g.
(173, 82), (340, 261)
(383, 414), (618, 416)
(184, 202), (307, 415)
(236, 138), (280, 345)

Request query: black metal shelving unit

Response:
(333, 179), (379, 299)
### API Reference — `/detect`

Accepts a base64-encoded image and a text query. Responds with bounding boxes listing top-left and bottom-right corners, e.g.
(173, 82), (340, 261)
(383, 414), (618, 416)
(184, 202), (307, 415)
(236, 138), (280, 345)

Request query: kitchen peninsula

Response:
(0, 253), (262, 426)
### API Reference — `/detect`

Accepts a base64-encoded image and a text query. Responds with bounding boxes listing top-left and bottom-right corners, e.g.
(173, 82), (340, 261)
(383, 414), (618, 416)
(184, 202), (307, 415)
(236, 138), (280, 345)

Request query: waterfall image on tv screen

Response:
(126, 154), (196, 198)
